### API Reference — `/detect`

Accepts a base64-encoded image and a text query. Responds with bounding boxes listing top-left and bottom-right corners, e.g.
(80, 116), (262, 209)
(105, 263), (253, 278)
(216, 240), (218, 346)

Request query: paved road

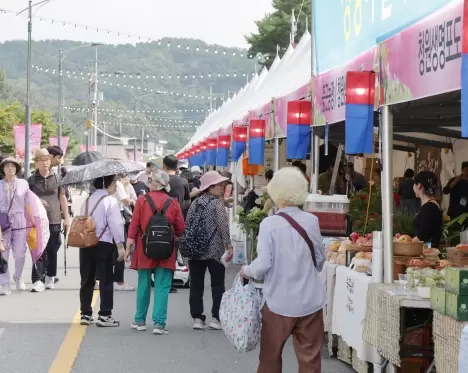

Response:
(0, 191), (354, 373)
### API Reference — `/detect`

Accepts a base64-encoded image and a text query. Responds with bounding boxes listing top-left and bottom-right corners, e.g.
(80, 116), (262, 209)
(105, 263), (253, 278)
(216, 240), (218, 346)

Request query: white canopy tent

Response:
(178, 31), (313, 152)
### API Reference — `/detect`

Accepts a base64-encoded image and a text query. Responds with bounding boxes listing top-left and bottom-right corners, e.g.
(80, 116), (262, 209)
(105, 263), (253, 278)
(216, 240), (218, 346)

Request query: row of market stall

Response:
(176, 1), (468, 372)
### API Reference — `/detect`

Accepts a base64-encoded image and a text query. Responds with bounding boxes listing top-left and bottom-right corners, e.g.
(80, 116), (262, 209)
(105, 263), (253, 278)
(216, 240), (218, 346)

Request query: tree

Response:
(245, 0), (311, 68)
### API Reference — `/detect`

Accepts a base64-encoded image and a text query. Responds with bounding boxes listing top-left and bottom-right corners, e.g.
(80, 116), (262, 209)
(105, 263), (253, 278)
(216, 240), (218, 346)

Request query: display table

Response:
(362, 283), (431, 367)
(332, 266), (381, 364)
(433, 311), (465, 373)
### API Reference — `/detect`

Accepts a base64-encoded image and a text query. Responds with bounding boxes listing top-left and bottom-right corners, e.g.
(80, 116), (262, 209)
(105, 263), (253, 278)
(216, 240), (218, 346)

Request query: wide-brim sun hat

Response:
(0, 157), (21, 175)
(198, 171), (229, 193)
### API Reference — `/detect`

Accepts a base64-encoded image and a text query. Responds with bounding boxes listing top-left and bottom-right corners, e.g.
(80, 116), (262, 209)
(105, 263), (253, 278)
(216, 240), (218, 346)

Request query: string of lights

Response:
(0, 8), (267, 60)
(99, 121), (198, 130)
(32, 64), (253, 81)
(64, 106), (208, 115)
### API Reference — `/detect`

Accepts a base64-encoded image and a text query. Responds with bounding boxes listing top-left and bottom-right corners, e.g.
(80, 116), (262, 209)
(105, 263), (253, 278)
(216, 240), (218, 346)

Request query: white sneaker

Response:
(114, 283), (135, 291)
(45, 276), (55, 289)
(209, 319), (222, 330)
(14, 277), (26, 291)
(0, 284), (11, 295)
(193, 318), (206, 330)
(31, 281), (45, 293)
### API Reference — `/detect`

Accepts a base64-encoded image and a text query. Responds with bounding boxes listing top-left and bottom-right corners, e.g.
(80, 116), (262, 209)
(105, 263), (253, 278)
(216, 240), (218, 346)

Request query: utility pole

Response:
(58, 48), (63, 151)
(24, 0), (33, 177)
(92, 45), (99, 149)
(133, 98), (137, 161)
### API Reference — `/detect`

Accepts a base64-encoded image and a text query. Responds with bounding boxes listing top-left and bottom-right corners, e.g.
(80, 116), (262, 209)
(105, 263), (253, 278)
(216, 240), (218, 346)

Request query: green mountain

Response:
(0, 38), (255, 152)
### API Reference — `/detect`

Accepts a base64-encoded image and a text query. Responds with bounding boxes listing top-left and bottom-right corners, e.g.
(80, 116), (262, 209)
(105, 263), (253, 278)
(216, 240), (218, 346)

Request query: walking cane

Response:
(63, 226), (68, 276)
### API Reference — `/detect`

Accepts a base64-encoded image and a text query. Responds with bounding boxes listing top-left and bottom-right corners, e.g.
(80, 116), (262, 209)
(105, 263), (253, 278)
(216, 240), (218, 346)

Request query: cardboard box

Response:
(430, 287), (446, 314)
(445, 267), (468, 295)
(446, 247), (468, 267)
(445, 291), (468, 321)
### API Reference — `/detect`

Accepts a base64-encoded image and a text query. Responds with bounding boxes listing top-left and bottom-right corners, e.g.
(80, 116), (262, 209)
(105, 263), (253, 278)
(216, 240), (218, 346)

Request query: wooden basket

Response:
(345, 243), (373, 252)
(393, 241), (424, 256)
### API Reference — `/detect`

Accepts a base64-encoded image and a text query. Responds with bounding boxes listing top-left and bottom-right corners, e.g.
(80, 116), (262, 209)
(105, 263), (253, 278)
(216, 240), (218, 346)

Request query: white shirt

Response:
(80, 189), (125, 245)
(243, 207), (326, 317)
(137, 171), (150, 185)
(113, 181), (128, 211)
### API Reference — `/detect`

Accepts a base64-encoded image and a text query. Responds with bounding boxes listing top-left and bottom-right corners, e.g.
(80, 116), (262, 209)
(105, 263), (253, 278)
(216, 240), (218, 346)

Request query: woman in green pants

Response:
(125, 170), (185, 334)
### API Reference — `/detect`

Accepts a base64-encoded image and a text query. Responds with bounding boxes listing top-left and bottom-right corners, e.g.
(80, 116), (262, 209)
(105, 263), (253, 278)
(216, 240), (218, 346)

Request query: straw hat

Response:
(34, 148), (50, 160)
(198, 171), (228, 192)
(0, 157), (21, 175)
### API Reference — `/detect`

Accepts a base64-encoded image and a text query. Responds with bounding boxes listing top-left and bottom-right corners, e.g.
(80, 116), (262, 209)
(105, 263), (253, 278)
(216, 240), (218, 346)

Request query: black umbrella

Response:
(72, 151), (105, 166)
(62, 159), (145, 185)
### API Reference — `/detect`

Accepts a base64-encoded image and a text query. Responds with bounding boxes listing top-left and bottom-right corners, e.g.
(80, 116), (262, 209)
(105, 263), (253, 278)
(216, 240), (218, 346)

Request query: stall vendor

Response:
(412, 171), (443, 247)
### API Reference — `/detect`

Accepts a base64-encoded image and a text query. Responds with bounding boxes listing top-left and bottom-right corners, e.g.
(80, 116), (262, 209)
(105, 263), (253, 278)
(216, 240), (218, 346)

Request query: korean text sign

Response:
(380, 0), (462, 105)
(313, 0), (456, 73)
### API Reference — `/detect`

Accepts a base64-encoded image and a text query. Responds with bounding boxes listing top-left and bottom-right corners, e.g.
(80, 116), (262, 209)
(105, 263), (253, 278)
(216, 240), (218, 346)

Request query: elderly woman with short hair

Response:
(125, 170), (185, 335)
(240, 166), (326, 373)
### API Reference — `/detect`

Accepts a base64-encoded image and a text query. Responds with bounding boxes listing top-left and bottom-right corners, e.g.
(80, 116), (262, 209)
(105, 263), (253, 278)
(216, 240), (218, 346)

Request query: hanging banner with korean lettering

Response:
(48, 136), (70, 154)
(312, 48), (378, 126)
(13, 124), (42, 161)
(313, 0), (456, 73)
(380, 0), (462, 106)
(275, 83), (310, 138)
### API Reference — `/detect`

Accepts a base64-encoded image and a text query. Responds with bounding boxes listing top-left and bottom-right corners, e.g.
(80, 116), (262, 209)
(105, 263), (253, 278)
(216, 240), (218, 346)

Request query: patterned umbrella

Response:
(62, 159), (145, 185)
(26, 191), (50, 264)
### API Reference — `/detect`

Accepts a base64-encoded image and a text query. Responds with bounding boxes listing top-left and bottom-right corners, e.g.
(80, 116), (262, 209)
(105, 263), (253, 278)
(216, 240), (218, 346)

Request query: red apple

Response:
(398, 235), (413, 243)
(395, 233), (402, 239)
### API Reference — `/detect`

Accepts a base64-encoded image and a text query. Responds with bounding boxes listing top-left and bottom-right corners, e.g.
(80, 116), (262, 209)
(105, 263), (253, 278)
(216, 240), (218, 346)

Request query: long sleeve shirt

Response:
(80, 189), (125, 245)
(243, 207), (326, 317)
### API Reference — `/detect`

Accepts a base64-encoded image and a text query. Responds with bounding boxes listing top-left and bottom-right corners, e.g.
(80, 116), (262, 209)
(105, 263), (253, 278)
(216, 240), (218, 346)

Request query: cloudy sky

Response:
(0, 0), (273, 48)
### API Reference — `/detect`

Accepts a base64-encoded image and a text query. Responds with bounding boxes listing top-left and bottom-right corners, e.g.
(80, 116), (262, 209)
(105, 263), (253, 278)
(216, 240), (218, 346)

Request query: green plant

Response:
(235, 205), (268, 261)
(443, 213), (468, 247)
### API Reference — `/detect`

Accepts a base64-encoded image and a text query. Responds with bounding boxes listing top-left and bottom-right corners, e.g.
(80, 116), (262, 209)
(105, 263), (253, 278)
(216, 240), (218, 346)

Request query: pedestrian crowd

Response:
(0, 150), (328, 372)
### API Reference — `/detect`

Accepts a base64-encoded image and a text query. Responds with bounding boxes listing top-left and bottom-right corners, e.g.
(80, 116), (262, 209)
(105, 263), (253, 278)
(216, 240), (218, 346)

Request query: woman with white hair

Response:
(125, 169), (185, 334)
(240, 167), (326, 373)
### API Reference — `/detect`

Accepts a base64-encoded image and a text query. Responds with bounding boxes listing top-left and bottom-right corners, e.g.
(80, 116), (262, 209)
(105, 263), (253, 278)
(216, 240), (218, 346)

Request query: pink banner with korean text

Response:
(79, 144), (95, 152)
(48, 136), (70, 154)
(312, 48), (379, 126)
(275, 83), (310, 137)
(13, 124), (42, 161)
(379, 0), (462, 106)
(128, 151), (142, 161)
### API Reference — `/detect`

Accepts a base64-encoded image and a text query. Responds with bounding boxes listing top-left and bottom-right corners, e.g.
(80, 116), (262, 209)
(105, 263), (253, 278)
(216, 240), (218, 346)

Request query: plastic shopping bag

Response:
(219, 276), (262, 353)
(27, 227), (38, 250)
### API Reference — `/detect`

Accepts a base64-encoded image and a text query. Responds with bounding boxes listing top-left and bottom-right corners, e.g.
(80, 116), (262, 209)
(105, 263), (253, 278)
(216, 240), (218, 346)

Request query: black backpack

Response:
(142, 195), (174, 260)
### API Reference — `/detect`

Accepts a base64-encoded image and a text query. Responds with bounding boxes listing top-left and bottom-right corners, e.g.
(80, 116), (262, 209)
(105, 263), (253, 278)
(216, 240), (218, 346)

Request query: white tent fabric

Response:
(178, 31), (313, 153)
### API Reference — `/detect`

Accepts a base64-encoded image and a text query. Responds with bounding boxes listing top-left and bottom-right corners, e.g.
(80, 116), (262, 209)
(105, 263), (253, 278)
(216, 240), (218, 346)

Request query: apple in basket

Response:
(355, 251), (366, 259)
(350, 232), (360, 243)
(398, 235), (413, 243)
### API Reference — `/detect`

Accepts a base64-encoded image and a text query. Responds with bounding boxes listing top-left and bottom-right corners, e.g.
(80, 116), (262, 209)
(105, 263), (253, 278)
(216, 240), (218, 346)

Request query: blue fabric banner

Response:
(248, 137), (265, 165)
(232, 140), (246, 162)
(345, 104), (374, 154)
(286, 124), (310, 159)
(205, 149), (217, 166)
(216, 148), (229, 167)
(462, 54), (468, 138)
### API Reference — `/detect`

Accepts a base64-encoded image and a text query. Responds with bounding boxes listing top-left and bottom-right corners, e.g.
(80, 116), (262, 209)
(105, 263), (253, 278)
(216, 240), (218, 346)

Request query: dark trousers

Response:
(80, 241), (115, 317)
(113, 222), (129, 283)
(258, 305), (324, 373)
(189, 259), (225, 321)
(32, 224), (62, 283)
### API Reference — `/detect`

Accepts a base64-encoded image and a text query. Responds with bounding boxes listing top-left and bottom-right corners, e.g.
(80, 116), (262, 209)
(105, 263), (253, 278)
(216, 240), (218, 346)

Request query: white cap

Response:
(191, 166), (202, 174)
(178, 159), (189, 169)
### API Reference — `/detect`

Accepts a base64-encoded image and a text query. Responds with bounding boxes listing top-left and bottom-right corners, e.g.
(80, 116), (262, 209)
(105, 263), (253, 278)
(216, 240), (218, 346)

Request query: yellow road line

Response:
(48, 291), (99, 373)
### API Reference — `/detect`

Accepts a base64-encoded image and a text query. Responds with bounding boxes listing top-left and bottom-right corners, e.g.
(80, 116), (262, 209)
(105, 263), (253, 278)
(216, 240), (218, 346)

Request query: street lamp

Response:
(55, 43), (98, 151)
(18, 0), (55, 178)
(133, 92), (161, 161)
